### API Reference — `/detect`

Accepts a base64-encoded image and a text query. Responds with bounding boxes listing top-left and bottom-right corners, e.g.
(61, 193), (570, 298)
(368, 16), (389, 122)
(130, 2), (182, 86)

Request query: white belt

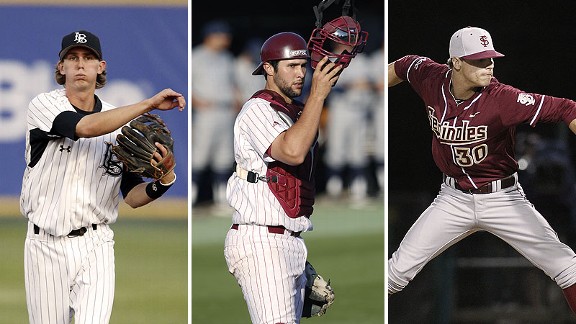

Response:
(235, 164), (271, 183)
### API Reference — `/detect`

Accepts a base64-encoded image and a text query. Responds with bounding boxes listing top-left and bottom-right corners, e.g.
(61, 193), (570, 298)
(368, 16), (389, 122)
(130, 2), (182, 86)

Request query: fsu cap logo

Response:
(479, 35), (490, 47)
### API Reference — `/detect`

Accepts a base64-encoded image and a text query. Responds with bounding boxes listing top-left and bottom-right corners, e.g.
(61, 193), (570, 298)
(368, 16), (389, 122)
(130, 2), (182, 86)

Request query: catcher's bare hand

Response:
(148, 88), (186, 112)
(309, 56), (343, 100)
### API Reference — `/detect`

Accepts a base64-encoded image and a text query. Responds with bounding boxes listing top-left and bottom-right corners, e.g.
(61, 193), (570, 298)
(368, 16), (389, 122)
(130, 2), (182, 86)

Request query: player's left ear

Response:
(98, 60), (107, 74)
(263, 62), (274, 77)
(451, 57), (462, 70)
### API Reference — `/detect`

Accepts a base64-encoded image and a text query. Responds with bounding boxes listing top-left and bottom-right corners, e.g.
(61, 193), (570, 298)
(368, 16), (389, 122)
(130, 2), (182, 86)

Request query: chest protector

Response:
(252, 90), (318, 218)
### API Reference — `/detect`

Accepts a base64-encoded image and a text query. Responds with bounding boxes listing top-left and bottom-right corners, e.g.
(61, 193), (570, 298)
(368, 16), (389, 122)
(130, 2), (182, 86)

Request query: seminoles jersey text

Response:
(395, 55), (576, 190)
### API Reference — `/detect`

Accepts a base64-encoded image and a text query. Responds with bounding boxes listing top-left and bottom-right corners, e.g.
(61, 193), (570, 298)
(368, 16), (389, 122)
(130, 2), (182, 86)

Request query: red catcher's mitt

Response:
(112, 113), (175, 179)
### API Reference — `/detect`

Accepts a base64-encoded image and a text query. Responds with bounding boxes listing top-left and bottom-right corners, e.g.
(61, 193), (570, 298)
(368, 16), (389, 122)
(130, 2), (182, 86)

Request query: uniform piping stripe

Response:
(405, 59), (418, 83)
(530, 95), (545, 126)
(464, 93), (482, 110)
(440, 86), (448, 123)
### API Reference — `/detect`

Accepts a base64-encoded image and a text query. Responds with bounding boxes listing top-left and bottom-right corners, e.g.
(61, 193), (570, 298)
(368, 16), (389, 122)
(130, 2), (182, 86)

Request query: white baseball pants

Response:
(389, 183), (576, 294)
(225, 224), (307, 324)
(24, 222), (115, 324)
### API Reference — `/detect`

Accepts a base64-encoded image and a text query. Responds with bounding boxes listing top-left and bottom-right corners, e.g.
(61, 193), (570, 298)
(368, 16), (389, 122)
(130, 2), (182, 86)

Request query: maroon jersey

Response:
(395, 55), (576, 190)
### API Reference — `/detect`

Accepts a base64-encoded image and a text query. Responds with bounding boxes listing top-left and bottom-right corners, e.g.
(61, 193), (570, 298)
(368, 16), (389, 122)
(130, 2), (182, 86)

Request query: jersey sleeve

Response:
(28, 90), (83, 140)
(120, 169), (146, 198)
(491, 83), (576, 127)
(238, 99), (289, 161)
(52, 111), (84, 140)
(393, 55), (449, 99)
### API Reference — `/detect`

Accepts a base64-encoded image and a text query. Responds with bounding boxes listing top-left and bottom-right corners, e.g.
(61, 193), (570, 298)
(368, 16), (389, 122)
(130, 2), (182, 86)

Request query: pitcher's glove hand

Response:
(302, 261), (335, 317)
(112, 113), (175, 180)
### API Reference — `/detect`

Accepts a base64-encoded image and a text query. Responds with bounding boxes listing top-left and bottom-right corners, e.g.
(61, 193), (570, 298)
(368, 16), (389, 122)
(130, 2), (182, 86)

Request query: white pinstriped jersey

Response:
(226, 97), (313, 233)
(20, 88), (123, 237)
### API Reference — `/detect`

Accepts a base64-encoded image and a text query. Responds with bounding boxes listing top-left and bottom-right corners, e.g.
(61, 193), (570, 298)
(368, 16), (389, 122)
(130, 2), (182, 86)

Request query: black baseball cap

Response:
(59, 30), (102, 60)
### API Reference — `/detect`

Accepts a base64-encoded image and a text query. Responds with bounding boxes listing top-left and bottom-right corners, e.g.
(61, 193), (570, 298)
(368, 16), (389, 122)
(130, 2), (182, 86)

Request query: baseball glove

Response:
(111, 113), (175, 180)
(302, 261), (335, 318)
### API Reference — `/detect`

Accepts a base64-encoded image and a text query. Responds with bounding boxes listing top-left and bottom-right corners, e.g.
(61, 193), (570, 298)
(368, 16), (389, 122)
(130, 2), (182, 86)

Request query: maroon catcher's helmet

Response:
(252, 32), (310, 75)
(307, 15), (368, 69)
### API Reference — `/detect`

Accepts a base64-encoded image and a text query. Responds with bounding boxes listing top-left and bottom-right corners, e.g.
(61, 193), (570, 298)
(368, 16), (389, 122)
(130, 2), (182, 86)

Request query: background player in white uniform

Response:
(323, 45), (373, 202)
(20, 30), (185, 324)
(387, 26), (576, 315)
(223, 31), (344, 323)
(191, 20), (240, 208)
(234, 37), (265, 102)
(368, 39), (384, 195)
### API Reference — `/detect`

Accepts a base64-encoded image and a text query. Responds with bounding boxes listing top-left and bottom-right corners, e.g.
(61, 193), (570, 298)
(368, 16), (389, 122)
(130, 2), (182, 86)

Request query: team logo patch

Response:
(413, 57), (426, 70)
(517, 93), (535, 106)
(102, 142), (123, 177)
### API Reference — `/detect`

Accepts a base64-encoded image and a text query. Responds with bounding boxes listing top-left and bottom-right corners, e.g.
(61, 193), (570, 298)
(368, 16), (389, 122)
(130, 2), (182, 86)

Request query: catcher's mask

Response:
(252, 32), (310, 75)
(307, 15), (368, 70)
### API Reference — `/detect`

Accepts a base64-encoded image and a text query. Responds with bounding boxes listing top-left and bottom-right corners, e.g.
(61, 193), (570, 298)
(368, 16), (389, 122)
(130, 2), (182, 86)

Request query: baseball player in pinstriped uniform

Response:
(388, 26), (576, 316)
(20, 30), (185, 324)
(224, 31), (340, 324)
(224, 15), (367, 323)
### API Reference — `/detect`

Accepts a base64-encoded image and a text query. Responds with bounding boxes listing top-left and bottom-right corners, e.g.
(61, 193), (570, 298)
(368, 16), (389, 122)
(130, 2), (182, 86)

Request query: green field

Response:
(192, 198), (385, 324)
(0, 217), (187, 324)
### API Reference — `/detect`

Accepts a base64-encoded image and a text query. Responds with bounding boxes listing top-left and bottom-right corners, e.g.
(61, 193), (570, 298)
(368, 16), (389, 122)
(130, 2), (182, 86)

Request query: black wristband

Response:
(145, 177), (174, 199)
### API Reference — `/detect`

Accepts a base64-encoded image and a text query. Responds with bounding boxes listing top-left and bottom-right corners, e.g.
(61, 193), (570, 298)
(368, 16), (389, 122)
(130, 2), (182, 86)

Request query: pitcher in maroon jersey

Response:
(388, 26), (576, 317)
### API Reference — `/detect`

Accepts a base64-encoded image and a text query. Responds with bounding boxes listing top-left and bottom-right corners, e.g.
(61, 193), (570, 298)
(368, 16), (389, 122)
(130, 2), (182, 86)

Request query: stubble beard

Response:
(274, 74), (302, 98)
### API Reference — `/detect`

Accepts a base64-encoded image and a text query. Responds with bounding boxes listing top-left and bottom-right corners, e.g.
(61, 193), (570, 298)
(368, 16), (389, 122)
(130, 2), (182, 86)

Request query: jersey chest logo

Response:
(427, 106), (490, 167)
(102, 142), (122, 177)
(427, 106), (488, 145)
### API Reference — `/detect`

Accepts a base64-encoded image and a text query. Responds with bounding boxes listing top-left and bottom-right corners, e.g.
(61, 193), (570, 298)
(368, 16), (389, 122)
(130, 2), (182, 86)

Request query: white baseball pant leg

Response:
(25, 222), (115, 324)
(225, 224), (307, 324)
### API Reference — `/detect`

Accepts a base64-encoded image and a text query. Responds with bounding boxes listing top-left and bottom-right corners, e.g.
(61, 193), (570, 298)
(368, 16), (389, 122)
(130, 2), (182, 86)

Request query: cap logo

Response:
(479, 35), (489, 48)
(74, 32), (88, 44)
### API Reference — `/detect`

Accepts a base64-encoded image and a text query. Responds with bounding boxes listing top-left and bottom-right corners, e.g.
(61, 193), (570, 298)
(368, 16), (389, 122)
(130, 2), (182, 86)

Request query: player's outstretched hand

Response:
(309, 56), (343, 101)
(148, 88), (186, 112)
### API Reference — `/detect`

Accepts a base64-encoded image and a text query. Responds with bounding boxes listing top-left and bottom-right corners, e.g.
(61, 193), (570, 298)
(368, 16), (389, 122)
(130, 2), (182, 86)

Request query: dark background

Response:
(389, 0), (576, 193)
(389, 1), (576, 322)
(191, 0), (384, 55)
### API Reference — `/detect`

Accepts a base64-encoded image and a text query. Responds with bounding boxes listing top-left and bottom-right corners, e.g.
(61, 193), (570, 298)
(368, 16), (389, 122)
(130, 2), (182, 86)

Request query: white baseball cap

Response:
(449, 27), (504, 60)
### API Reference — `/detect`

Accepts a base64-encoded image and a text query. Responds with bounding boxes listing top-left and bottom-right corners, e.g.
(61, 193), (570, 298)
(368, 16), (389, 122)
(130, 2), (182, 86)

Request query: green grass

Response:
(0, 218), (27, 323)
(0, 217), (187, 324)
(192, 199), (385, 323)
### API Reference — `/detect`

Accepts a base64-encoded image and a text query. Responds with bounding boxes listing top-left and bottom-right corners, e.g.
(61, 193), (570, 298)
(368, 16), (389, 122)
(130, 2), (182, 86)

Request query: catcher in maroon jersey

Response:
(388, 26), (576, 316)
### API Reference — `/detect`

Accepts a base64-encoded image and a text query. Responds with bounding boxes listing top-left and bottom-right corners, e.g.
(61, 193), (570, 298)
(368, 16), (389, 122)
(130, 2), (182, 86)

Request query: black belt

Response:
(444, 175), (516, 194)
(34, 224), (97, 238)
(231, 224), (301, 237)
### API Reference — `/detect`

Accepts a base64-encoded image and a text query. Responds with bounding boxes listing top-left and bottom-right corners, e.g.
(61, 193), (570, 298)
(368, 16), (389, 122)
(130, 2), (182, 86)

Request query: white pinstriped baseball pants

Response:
(24, 222), (115, 324)
(225, 224), (308, 324)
